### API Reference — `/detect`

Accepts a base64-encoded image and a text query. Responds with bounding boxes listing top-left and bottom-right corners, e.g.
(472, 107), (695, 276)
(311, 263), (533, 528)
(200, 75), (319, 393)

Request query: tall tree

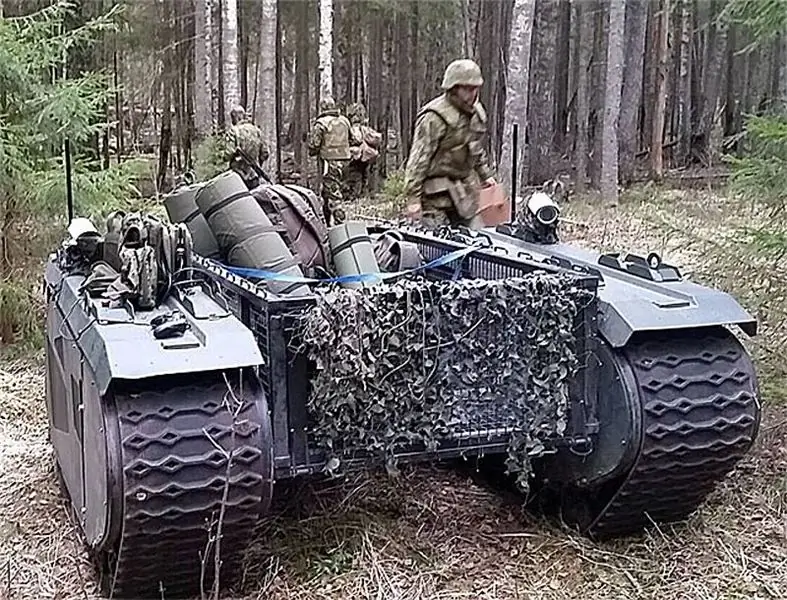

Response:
(574, 0), (593, 192)
(651, 0), (670, 179)
(498, 0), (536, 194)
(256, 0), (278, 175)
(527, 0), (559, 185)
(194, 0), (214, 137)
(222, 0), (240, 124)
(601, 0), (626, 205)
(318, 0), (333, 103)
(619, 0), (648, 183)
(676, 0), (692, 163)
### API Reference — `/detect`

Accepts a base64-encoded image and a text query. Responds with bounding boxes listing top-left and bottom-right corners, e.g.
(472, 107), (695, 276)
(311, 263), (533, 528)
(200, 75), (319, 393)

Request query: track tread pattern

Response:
(587, 328), (760, 538)
(106, 379), (272, 598)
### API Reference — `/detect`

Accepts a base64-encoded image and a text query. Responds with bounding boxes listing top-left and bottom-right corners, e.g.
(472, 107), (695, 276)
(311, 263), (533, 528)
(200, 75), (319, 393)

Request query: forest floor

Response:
(1, 185), (785, 600)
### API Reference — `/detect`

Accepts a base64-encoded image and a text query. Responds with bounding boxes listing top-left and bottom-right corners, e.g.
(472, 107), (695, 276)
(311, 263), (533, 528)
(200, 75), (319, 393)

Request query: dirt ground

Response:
(0, 187), (785, 600)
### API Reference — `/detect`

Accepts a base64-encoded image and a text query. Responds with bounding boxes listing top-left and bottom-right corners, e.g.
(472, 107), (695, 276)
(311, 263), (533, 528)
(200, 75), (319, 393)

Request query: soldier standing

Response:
(345, 102), (382, 203)
(402, 59), (497, 229)
(308, 96), (352, 226)
(224, 105), (270, 189)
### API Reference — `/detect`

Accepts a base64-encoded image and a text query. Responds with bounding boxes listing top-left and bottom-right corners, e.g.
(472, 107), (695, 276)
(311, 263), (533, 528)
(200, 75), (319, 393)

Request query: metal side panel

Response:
(46, 259), (264, 397)
(485, 230), (758, 347)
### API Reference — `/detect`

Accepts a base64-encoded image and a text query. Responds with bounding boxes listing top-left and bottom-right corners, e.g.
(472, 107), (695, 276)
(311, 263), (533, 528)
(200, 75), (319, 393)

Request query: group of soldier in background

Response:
(224, 57), (497, 230)
(224, 97), (382, 227)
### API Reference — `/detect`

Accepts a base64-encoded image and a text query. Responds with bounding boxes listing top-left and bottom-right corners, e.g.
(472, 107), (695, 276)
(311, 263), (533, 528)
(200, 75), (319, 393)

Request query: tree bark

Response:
(697, 2), (728, 160)
(619, 0), (648, 184)
(221, 0), (240, 126)
(194, 0), (213, 137)
(601, 0), (625, 205)
(499, 0), (536, 195)
(256, 0), (278, 173)
(554, 0), (571, 152)
(574, 0), (592, 192)
(318, 0), (333, 103)
(651, 0), (670, 180)
(528, 0), (559, 185)
(676, 0), (692, 164)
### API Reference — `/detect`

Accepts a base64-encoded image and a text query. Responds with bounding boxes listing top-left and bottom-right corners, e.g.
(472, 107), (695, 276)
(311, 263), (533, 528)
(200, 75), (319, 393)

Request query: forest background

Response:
(0, 0), (785, 366)
(1, 2), (787, 598)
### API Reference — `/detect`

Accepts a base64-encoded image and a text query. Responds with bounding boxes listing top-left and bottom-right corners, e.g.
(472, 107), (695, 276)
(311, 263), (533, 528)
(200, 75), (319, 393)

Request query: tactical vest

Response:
(316, 113), (351, 161)
(414, 94), (488, 182)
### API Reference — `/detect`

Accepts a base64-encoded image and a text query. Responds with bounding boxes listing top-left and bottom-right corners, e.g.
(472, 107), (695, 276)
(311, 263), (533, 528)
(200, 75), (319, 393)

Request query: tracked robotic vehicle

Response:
(43, 172), (760, 599)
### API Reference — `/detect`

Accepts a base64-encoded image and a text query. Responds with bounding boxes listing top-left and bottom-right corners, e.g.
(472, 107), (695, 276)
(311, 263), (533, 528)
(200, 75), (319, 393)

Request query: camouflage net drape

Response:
(291, 273), (593, 490)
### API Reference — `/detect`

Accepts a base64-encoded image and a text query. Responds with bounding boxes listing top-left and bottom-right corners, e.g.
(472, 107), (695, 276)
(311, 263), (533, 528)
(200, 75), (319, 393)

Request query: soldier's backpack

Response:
(249, 183), (332, 277)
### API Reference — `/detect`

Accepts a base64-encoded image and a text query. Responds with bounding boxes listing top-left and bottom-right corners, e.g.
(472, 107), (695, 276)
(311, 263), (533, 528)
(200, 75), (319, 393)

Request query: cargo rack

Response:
(192, 228), (601, 479)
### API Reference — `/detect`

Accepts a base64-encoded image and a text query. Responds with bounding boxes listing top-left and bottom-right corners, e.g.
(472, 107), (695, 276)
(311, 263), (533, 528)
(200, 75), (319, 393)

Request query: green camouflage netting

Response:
(290, 272), (593, 490)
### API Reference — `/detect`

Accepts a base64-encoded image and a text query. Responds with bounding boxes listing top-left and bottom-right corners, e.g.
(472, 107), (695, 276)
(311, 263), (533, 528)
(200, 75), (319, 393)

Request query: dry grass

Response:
(1, 188), (786, 600)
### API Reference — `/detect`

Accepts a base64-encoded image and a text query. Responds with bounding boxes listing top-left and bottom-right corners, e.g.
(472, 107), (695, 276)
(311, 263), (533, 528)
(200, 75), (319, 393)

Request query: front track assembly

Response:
(98, 371), (273, 598)
(580, 326), (761, 538)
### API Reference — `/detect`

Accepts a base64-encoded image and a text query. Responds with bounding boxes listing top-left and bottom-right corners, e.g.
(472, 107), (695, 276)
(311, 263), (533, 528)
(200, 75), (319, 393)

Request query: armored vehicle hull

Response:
(42, 177), (761, 597)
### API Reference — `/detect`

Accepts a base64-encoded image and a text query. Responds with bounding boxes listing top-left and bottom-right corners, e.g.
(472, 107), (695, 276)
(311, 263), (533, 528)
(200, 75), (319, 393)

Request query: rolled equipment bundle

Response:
(328, 221), (382, 289)
(162, 182), (221, 259)
(195, 170), (310, 296)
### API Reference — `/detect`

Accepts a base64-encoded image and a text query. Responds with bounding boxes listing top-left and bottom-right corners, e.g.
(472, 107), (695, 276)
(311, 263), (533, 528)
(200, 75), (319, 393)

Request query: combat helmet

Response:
(441, 59), (484, 90)
(320, 96), (337, 113)
(230, 104), (247, 124)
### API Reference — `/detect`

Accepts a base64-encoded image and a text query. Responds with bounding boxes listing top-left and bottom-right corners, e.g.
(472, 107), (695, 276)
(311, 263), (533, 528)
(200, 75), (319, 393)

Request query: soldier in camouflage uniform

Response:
(224, 105), (270, 189)
(345, 102), (382, 203)
(308, 96), (352, 226)
(403, 59), (497, 229)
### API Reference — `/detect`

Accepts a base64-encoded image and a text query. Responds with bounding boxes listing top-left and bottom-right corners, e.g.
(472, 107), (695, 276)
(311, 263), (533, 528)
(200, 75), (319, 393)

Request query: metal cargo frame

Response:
(193, 229), (600, 479)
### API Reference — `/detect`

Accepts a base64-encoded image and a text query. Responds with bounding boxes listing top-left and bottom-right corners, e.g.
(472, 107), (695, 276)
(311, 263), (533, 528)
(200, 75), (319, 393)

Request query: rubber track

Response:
(105, 379), (271, 598)
(586, 328), (761, 538)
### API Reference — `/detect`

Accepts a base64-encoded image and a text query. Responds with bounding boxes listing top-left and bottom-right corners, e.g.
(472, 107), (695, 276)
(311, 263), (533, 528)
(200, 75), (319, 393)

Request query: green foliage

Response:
(726, 114), (787, 211)
(0, 277), (44, 352)
(0, 0), (124, 349)
(379, 169), (408, 203)
(31, 157), (152, 222)
(192, 134), (230, 182)
(721, 0), (787, 47)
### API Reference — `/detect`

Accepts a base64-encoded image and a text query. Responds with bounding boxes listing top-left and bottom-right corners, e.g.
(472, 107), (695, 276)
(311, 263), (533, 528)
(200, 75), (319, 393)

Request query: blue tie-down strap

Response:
(208, 245), (478, 286)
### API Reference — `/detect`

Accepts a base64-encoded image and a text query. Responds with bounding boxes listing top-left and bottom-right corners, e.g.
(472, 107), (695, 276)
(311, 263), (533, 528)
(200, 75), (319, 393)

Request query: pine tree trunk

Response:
(554, 0), (571, 152)
(697, 4), (728, 160)
(676, 0), (692, 165)
(651, 0), (670, 180)
(397, 3), (412, 162)
(528, 0), (559, 185)
(318, 0), (333, 102)
(256, 0), (278, 173)
(619, 0), (648, 184)
(778, 33), (787, 112)
(574, 0), (592, 192)
(194, 0), (213, 137)
(601, 0), (625, 205)
(499, 0), (536, 195)
(222, 0), (240, 125)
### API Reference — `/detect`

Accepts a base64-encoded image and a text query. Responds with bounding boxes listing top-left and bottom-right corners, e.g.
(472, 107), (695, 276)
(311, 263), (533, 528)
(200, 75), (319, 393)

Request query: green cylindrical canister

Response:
(162, 182), (222, 260)
(328, 221), (382, 289)
(195, 171), (310, 297)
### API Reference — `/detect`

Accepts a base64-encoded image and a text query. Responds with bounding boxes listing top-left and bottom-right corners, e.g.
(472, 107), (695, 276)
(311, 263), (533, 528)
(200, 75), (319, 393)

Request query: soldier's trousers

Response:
(320, 159), (349, 225)
(421, 193), (474, 229)
(344, 161), (370, 203)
